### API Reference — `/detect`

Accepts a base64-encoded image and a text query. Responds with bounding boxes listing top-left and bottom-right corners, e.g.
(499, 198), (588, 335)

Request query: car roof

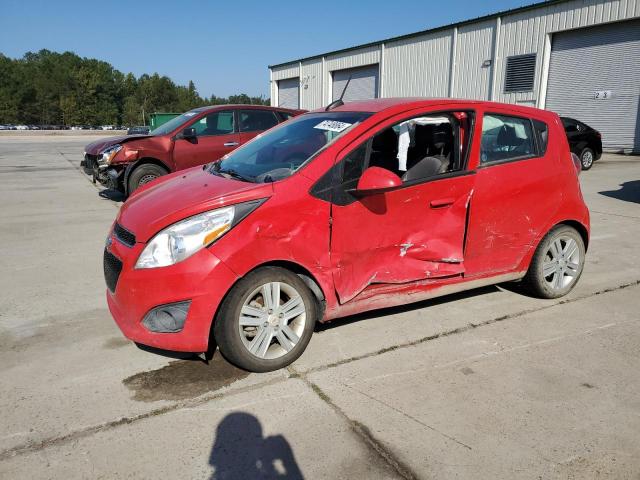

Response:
(309, 97), (554, 120)
(194, 104), (303, 114)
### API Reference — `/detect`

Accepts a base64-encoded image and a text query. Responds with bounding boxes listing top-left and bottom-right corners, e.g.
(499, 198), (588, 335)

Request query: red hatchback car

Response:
(104, 98), (589, 372)
(82, 105), (303, 194)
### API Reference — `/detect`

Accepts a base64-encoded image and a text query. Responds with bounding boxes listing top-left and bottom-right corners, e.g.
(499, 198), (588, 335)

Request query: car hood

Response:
(84, 135), (151, 155)
(117, 166), (274, 242)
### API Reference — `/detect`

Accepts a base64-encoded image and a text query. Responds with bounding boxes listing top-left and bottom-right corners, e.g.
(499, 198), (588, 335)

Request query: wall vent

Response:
(504, 54), (536, 92)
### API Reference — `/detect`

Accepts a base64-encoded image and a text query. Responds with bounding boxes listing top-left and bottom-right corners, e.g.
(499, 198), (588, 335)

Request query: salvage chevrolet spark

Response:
(105, 99), (589, 372)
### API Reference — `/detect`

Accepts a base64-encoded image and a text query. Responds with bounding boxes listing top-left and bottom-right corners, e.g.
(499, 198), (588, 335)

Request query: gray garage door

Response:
(332, 64), (379, 102)
(278, 78), (299, 109)
(545, 19), (640, 153)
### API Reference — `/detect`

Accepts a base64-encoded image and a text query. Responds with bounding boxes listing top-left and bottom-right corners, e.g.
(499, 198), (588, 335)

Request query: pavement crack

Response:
(0, 375), (286, 462)
(345, 384), (473, 451)
(302, 279), (640, 375)
(291, 367), (421, 480)
(591, 210), (640, 220)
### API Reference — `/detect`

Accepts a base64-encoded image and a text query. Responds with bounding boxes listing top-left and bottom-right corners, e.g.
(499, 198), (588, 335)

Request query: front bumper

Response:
(82, 153), (124, 189)
(105, 234), (239, 352)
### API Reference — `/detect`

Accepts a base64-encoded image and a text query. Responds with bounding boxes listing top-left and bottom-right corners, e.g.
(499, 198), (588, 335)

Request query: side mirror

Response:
(178, 127), (197, 140)
(354, 167), (402, 196)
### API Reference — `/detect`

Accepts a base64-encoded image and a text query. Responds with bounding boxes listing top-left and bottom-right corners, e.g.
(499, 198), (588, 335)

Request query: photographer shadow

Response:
(209, 412), (304, 480)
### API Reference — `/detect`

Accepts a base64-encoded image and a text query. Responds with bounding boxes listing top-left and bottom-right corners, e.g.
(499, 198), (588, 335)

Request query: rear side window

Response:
(480, 114), (535, 164)
(191, 111), (234, 136)
(239, 110), (279, 132)
(278, 112), (295, 121)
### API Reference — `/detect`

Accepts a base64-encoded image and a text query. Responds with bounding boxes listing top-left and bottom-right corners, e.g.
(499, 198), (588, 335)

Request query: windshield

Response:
(149, 111), (200, 136)
(208, 111), (370, 183)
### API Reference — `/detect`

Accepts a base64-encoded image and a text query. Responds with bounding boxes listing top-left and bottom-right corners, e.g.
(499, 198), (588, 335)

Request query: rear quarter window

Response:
(480, 114), (535, 164)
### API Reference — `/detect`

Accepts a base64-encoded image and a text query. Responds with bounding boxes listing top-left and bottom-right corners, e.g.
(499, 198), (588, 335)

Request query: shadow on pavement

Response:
(599, 180), (640, 204)
(209, 412), (304, 479)
(99, 188), (126, 202)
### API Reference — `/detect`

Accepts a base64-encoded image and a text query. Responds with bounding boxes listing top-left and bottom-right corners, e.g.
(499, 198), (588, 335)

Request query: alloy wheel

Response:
(542, 236), (581, 290)
(581, 150), (593, 169)
(238, 281), (306, 360)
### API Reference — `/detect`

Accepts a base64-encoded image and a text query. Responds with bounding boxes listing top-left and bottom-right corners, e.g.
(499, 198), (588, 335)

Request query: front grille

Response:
(104, 249), (123, 293)
(114, 223), (136, 247)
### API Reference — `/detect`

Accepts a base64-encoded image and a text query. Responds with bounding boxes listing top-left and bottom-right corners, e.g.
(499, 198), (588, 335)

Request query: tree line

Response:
(0, 49), (269, 126)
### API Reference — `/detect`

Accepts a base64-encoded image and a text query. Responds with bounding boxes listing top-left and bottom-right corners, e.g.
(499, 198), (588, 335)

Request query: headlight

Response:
(135, 206), (235, 269)
(99, 144), (122, 166)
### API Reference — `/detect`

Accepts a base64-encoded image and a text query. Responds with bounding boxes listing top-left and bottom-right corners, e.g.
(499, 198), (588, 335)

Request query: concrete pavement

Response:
(0, 136), (638, 479)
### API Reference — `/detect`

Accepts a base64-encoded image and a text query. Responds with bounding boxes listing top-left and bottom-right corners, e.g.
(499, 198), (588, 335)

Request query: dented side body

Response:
(106, 98), (589, 352)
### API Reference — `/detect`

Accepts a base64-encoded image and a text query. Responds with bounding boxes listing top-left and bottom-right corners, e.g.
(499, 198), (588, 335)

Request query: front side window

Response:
(208, 111), (370, 183)
(480, 114), (535, 164)
(239, 110), (279, 132)
(190, 111), (234, 136)
(343, 111), (472, 184)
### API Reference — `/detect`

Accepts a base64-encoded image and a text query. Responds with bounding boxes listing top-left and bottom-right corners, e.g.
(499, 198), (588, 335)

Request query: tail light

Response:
(595, 131), (602, 138)
(571, 152), (582, 175)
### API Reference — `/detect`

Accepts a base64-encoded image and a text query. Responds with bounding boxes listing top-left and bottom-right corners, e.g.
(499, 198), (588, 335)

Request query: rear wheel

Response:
(128, 163), (168, 194)
(214, 267), (317, 372)
(580, 148), (595, 170)
(522, 225), (585, 299)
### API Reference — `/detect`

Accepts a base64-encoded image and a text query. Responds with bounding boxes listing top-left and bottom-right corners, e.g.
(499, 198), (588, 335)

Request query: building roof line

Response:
(268, 0), (568, 69)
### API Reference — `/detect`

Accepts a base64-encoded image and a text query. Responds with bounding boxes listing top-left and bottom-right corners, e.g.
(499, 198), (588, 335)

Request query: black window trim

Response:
(335, 109), (477, 196)
(477, 112), (544, 169)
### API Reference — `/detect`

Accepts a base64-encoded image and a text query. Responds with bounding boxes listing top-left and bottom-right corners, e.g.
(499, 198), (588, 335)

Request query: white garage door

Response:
(278, 78), (299, 109)
(545, 19), (640, 153)
(332, 65), (379, 102)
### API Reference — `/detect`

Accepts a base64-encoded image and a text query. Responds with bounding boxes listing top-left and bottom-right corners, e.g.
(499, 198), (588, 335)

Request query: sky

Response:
(0, 0), (539, 99)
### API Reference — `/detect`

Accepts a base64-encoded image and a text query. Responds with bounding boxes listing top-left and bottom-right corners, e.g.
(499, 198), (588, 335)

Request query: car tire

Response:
(580, 148), (595, 170)
(522, 225), (585, 299)
(128, 164), (167, 194)
(214, 267), (318, 372)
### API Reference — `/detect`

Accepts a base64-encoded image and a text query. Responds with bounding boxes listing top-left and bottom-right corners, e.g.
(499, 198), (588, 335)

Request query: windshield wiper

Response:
(217, 168), (252, 183)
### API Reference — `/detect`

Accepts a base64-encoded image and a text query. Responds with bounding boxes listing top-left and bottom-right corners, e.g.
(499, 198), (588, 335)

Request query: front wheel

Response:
(580, 148), (595, 170)
(128, 163), (167, 194)
(522, 225), (585, 299)
(214, 267), (317, 372)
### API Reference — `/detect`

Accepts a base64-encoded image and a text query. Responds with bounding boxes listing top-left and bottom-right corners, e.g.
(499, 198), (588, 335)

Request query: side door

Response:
(464, 111), (561, 275)
(238, 109), (280, 144)
(327, 110), (476, 304)
(172, 110), (239, 169)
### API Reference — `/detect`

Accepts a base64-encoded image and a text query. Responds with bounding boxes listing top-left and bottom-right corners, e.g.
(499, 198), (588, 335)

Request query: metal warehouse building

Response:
(269, 0), (640, 152)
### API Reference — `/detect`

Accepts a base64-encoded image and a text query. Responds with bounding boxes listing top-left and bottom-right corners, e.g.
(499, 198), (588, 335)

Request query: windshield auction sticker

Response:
(314, 120), (352, 133)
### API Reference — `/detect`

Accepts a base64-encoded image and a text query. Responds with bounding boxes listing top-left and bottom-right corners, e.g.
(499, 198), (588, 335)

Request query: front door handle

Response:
(430, 197), (456, 208)
(223, 142), (239, 147)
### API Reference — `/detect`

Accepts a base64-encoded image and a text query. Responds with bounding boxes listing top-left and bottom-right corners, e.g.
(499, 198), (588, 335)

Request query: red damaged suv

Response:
(83, 105), (303, 194)
(104, 98), (589, 372)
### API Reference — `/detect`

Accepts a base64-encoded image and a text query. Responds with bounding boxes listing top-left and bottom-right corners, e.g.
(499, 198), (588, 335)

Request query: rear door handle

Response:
(223, 142), (239, 147)
(430, 198), (456, 208)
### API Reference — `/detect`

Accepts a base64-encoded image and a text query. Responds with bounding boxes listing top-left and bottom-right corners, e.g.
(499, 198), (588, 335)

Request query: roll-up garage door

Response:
(545, 19), (640, 153)
(278, 78), (299, 109)
(332, 65), (379, 102)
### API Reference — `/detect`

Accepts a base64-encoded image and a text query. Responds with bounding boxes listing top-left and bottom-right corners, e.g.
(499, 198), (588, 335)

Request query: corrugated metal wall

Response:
(270, 0), (640, 110)
(300, 59), (322, 110)
(383, 30), (452, 97)
(453, 20), (495, 99)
